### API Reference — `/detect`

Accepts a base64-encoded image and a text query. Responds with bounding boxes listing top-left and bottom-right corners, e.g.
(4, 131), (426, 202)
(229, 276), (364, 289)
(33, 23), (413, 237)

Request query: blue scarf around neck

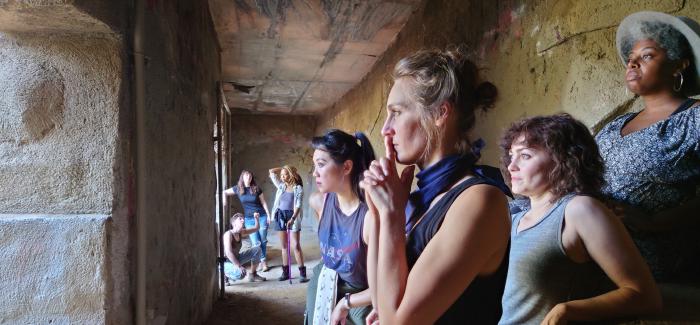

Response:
(404, 139), (512, 234)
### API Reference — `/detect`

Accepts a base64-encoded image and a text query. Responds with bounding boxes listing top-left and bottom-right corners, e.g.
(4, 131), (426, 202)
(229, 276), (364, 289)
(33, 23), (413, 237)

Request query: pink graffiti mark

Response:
(271, 134), (293, 145)
(478, 2), (525, 60)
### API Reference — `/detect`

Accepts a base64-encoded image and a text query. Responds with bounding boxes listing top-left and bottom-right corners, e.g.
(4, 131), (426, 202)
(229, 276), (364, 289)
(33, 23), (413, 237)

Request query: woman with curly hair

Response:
(269, 165), (308, 282)
(498, 114), (661, 325)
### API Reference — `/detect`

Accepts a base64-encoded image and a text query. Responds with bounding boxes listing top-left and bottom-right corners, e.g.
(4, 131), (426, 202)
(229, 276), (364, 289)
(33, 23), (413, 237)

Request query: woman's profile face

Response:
(506, 136), (554, 197)
(625, 39), (678, 95)
(382, 78), (428, 165)
(312, 149), (345, 193)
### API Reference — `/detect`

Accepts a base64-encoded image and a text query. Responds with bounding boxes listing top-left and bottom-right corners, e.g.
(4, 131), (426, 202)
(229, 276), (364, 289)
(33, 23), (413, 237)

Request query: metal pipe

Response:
(134, 0), (147, 323)
(216, 84), (225, 298)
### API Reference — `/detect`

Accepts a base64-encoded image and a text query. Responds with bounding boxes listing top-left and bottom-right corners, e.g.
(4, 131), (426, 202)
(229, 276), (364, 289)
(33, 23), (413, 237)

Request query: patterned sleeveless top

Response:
(318, 193), (369, 288)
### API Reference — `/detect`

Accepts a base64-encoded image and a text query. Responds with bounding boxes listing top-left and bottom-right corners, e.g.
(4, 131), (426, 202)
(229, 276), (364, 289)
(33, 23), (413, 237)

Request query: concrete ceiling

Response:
(209, 0), (420, 115)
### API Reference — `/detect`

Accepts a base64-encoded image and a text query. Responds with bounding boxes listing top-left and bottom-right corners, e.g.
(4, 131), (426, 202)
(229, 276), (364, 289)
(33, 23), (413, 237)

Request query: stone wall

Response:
(0, 7), (127, 323)
(0, 0), (222, 323)
(229, 114), (318, 229)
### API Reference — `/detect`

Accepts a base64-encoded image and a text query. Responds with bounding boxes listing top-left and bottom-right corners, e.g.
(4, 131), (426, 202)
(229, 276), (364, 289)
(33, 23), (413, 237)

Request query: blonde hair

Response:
(392, 46), (497, 159)
(281, 165), (302, 187)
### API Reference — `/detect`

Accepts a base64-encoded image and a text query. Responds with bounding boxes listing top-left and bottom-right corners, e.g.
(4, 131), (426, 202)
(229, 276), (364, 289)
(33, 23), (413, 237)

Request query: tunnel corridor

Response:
(2, 0), (700, 324)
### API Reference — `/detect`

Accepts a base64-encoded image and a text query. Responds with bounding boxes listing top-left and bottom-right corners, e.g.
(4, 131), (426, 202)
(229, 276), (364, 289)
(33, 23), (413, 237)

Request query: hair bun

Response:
(474, 81), (498, 111)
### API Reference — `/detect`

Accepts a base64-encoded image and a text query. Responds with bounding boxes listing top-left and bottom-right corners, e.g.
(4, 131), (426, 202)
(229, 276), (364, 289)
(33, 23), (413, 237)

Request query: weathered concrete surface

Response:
(0, 1), (116, 35)
(0, 33), (122, 214)
(140, 1), (221, 324)
(0, 214), (109, 324)
(209, 0), (421, 114)
(0, 7), (131, 323)
(229, 114), (317, 226)
(316, 0), (695, 166)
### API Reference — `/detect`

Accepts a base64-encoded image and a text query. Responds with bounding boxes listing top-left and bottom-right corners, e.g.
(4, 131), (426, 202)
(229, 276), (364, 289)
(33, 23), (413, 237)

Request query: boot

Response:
(299, 266), (309, 283)
(278, 265), (290, 281)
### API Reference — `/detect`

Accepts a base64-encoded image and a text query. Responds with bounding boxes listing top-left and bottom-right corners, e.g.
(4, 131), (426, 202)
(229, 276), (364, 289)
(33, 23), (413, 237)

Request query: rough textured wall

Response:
(229, 114), (317, 228)
(0, 26), (127, 324)
(317, 0), (697, 166)
(0, 33), (121, 213)
(140, 1), (221, 324)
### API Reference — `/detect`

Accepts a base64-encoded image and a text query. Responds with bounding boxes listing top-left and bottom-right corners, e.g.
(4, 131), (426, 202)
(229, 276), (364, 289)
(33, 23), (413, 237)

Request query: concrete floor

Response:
(205, 221), (320, 324)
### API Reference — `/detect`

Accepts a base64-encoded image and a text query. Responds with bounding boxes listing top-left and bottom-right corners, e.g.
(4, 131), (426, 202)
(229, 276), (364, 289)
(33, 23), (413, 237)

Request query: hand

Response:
(331, 299), (350, 325)
(286, 217), (295, 228)
(365, 307), (379, 325)
(360, 136), (415, 222)
(541, 303), (568, 325)
(268, 215), (274, 224)
(253, 212), (260, 220)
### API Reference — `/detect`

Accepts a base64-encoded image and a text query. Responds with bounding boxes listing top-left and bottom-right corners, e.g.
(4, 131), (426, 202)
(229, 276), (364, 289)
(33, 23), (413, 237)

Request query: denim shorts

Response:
(273, 209), (301, 232)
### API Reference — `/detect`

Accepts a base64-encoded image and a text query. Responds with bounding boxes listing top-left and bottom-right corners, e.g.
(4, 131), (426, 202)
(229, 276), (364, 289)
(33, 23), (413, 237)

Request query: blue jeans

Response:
(245, 215), (268, 261)
(224, 246), (262, 280)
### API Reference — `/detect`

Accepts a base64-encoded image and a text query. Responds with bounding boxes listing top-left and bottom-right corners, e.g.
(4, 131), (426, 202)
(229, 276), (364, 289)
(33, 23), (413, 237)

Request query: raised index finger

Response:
(384, 135), (396, 161)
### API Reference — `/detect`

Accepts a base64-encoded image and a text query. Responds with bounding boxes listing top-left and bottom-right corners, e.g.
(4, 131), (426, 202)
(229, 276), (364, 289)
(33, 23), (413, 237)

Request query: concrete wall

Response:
(140, 1), (221, 324)
(0, 5), (128, 323)
(0, 0), (221, 324)
(317, 0), (698, 166)
(229, 114), (318, 229)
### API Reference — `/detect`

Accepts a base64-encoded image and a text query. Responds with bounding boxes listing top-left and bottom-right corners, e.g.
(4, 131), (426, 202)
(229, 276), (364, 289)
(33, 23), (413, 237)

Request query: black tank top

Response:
(406, 176), (509, 324)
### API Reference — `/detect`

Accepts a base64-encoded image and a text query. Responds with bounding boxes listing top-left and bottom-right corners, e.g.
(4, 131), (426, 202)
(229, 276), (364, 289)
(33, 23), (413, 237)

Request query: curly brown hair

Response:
(499, 113), (605, 200)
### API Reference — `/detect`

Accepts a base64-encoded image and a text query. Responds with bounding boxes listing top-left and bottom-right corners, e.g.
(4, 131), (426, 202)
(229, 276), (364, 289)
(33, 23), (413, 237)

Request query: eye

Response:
(521, 153), (531, 159)
(642, 54), (652, 61)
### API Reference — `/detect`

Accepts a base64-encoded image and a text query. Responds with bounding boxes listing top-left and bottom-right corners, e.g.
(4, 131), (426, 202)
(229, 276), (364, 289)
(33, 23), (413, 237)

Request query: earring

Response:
(674, 72), (684, 92)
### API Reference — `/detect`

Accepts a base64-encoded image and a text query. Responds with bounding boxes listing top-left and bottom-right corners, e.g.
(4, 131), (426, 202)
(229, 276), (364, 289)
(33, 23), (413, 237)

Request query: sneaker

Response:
(247, 273), (267, 282)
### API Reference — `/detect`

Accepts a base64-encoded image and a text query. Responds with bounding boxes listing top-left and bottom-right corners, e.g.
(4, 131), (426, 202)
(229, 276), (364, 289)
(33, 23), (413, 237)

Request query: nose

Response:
(381, 116), (394, 136)
(626, 58), (639, 69)
(507, 157), (519, 172)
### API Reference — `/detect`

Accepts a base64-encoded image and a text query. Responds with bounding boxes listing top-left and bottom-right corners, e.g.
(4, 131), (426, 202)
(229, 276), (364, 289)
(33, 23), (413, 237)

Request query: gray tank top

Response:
(499, 195), (613, 325)
(278, 191), (294, 211)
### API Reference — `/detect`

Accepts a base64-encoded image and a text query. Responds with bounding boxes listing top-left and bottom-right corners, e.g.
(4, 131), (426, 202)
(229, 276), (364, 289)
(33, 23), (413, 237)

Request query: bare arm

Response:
(309, 192), (324, 221)
(240, 213), (260, 236)
(364, 204), (379, 315)
(223, 187), (236, 205)
(269, 169), (283, 187)
(259, 192), (272, 219)
(223, 231), (240, 267)
(377, 186), (509, 324)
(546, 196), (662, 323)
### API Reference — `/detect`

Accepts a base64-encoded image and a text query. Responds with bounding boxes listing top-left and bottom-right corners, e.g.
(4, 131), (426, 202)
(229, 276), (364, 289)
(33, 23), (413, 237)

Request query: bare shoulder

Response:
(564, 195), (616, 230)
(452, 183), (509, 212)
(309, 192), (324, 215)
(443, 183), (509, 230)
